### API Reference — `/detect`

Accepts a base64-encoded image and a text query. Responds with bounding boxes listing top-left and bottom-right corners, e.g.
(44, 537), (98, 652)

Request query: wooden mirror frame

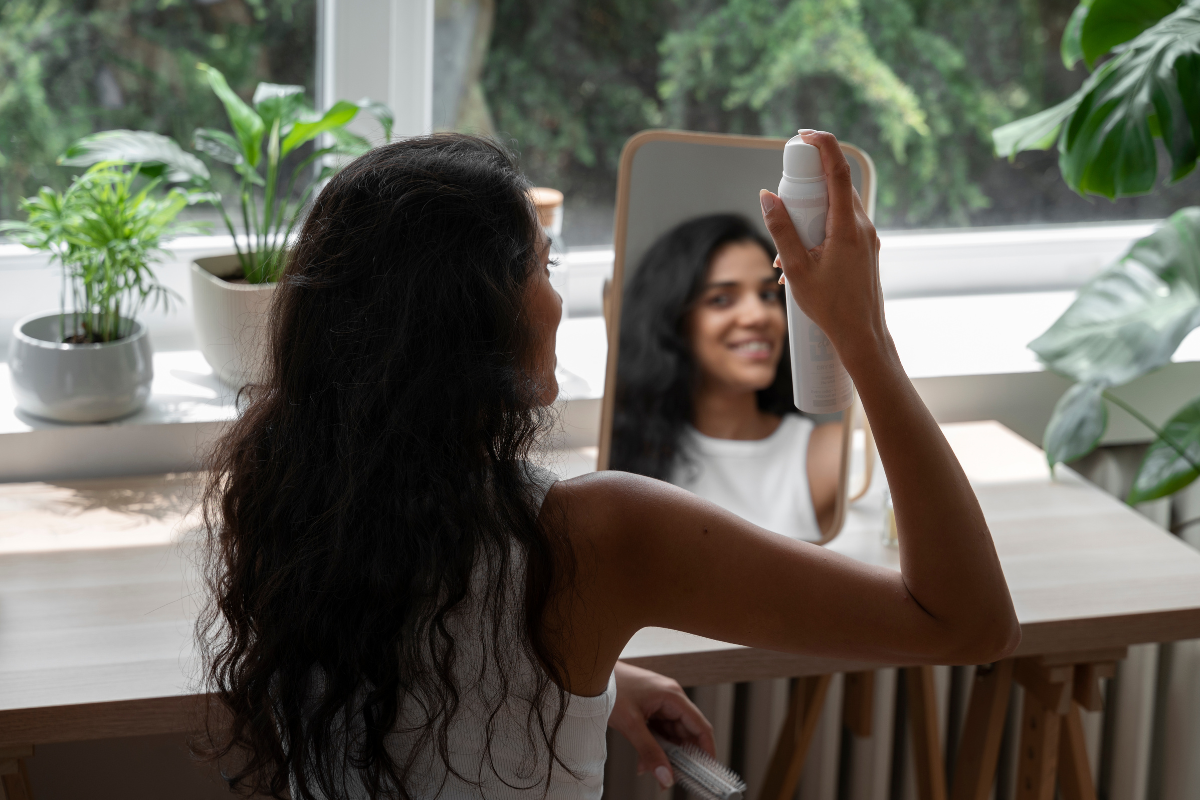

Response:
(596, 129), (877, 545)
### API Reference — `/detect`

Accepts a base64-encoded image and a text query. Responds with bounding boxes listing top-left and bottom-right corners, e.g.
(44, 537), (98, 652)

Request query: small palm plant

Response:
(0, 162), (202, 343)
(59, 63), (392, 284)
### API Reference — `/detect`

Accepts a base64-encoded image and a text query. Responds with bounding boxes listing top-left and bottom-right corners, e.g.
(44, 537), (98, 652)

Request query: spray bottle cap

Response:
(782, 136), (825, 182)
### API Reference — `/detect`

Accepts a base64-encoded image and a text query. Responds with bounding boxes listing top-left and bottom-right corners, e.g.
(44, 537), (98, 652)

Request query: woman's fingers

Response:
(652, 692), (718, 758)
(798, 130), (856, 231)
(612, 707), (675, 789)
(759, 189), (812, 285)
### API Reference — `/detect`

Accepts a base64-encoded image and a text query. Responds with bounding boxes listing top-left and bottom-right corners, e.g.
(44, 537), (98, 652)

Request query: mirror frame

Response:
(596, 129), (876, 545)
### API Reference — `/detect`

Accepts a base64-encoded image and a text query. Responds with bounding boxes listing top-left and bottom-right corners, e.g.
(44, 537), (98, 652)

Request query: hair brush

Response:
(653, 733), (747, 800)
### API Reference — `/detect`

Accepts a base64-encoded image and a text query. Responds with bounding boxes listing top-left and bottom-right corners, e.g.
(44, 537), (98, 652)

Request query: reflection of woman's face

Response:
(686, 240), (785, 395)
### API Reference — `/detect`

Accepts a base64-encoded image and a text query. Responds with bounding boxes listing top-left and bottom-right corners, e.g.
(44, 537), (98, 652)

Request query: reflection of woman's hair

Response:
(611, 214), (794, 481)
(197, 134), (575, 799)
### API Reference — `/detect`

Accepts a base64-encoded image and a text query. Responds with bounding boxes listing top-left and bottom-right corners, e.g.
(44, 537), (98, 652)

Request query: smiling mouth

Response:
(729, 341), (772, 358)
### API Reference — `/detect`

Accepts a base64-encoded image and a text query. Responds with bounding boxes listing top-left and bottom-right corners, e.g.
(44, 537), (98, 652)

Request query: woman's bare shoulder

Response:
(546, 470), (688, 523)
(543, 469), (721, 553)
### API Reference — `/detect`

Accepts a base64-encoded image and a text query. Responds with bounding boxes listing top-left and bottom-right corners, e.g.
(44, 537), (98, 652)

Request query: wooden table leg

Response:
(950, 660), (1014, 800)
(759, 674), (832, 800)
(949, 652), (1117, 800)
(843, 670), (875, 737)
(1072, 662), (1116, 712)
(1014, 659), (1074, 800)
(907, 666), (948, 800)
(1058, 702), (1096, 800)
(0, 746), (34, 800)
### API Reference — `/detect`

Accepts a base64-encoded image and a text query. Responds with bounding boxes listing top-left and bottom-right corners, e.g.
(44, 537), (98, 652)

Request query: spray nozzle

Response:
(782, 136), (824, 182)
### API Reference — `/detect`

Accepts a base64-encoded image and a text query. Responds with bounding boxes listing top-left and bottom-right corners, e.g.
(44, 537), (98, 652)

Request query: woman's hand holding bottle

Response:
(759, 130), (892, 378)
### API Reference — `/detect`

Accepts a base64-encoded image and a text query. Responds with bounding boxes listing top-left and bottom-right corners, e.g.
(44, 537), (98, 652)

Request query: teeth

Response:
(732, 341), (769, 353)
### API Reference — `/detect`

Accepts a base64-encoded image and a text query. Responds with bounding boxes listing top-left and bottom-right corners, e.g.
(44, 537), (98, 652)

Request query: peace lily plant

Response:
(993, 0), (1200, 506)
(60, 64), (393, 385)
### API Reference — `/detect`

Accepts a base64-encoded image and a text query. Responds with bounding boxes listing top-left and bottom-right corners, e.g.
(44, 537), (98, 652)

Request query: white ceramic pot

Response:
(191, 254), (276, 388)
(9, 312), (153, 423)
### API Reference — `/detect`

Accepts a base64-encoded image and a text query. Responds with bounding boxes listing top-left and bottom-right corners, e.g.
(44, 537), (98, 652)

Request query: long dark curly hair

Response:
(610, 214), (794, 480)
(196, 134), (574, 799)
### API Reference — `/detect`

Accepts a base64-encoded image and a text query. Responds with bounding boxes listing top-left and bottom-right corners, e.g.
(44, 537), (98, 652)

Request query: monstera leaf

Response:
(1044, 381), (1110, 468)
(1079, 0), (1182, 69)
(1062, 2), (1092, 70)
(995, 0), (1200, 198)
(995, 96), (1083, 156)
(1030, 207), (1200, 385)
(1128, 397), (1200, 502)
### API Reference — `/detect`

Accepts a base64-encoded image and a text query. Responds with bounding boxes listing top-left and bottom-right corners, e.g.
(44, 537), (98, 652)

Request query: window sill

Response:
(1, 222), (1193, 482)
(0, 317), (608, 483)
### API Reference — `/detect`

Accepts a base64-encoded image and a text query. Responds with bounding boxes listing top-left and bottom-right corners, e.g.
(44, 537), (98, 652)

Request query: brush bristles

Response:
(654, 735), (746, 800)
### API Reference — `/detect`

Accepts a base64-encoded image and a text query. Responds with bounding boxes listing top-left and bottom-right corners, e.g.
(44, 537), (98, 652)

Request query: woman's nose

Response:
(737, 295), (771, 326)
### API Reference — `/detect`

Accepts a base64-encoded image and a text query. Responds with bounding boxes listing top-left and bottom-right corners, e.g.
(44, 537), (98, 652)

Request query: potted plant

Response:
(993, 0), (1200, 507)
(0, 162), (200, 422)
(60, 64), (393, 387)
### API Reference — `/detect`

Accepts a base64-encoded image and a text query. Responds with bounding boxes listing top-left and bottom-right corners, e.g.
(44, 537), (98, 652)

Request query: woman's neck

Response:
(691, 385), (782, 441)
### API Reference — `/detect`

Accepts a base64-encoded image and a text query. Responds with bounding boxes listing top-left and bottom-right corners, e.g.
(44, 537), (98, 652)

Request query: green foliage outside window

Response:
(483, 0), (1046, 227)
(0, 0), (315, 220)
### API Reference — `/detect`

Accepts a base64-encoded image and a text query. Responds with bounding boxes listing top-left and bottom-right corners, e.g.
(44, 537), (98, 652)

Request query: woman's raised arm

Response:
(545, 131), (1019, 695)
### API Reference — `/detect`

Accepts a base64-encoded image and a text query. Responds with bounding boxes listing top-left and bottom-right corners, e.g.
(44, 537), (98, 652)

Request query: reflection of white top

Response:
(669, 414), (821, 542)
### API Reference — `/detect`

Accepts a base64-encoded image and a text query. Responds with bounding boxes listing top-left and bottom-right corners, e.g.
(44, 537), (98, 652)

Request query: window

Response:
(0, 0), (317, 222)
(434, 0), (1196, 247)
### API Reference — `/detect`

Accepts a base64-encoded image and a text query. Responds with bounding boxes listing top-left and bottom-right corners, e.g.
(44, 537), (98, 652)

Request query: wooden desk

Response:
(3, 422), (1200, 800)
(621, 421), (1200, 682)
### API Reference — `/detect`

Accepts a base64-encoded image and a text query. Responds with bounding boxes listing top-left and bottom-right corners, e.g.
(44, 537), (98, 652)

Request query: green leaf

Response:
(1128, 396), (1200, 502)
(329, 127), (371, 157)
(1059, 2), (1200, 197)
(1081, 0), (1182, 69)
(185, 191), (221, 206)
(1030, 207), (1200, 384)
(198, 63), (265, 168)
(253, 83), (308, 129)
(60, 130), (209, 183)
(193, 128), (244, 166)
(235, 162), (266, 187)
(1044, 381), (1109, 467)
(280, 100), (359, 157)
(993, 95), (1081, 158)
(1063, 3), (1091, 70)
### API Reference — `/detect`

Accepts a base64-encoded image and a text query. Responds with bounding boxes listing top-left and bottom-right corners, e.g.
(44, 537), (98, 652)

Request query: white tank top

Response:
(668, 414), (822, 542)
(296, 468), (616, 799)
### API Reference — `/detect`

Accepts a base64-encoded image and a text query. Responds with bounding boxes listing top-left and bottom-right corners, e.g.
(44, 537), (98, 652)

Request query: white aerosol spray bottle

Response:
(778, 134), (853, 414)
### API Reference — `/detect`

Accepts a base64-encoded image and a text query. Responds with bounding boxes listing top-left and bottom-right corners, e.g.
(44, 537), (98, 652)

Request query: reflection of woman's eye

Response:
(708, 293), (732, 307)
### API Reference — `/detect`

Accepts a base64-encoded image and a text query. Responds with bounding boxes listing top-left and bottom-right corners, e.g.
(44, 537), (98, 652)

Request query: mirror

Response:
(597, 130), (876, 544)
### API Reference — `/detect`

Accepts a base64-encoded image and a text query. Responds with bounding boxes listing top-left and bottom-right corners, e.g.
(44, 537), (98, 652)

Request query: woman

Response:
(611, 214), (842, 538)
(199, 132), (1019, 800)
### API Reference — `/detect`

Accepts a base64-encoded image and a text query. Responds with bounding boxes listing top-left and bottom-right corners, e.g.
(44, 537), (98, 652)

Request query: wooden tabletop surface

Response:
(4, 421), (1200, 747)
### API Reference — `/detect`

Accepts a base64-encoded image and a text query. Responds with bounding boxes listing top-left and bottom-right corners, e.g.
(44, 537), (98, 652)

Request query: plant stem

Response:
(1173, 514), (1200, 534)
(1103, 390), (1200, 473)
(210, 175), (245, 267)
(239, 182), (256, 281)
